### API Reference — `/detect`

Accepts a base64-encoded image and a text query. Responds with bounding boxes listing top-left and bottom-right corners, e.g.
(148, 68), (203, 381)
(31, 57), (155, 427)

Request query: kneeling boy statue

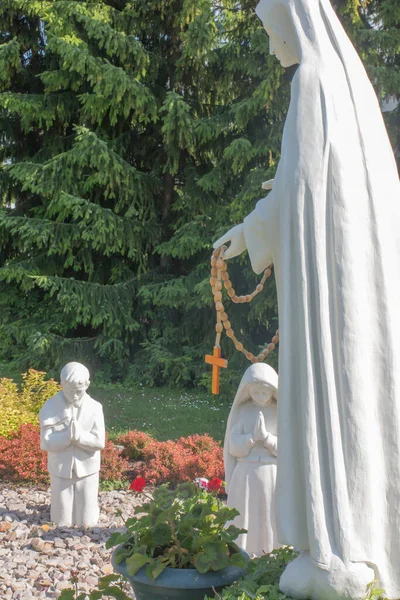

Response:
(40, 362), (105, 527)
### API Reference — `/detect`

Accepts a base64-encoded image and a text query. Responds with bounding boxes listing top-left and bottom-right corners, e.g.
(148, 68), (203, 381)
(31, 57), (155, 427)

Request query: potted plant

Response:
(108, 477), (249, 599)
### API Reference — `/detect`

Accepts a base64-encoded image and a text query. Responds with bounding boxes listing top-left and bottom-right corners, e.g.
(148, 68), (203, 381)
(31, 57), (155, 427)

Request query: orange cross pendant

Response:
(205, 346), (228, 395)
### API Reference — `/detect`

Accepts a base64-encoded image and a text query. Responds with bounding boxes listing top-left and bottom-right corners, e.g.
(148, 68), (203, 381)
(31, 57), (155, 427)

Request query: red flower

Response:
(130, 476), (147, 492)
(207, 477), (224, 492)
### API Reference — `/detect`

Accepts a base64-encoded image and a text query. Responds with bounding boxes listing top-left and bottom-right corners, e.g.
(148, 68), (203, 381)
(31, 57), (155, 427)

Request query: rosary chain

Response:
(210, 246), (279, 363)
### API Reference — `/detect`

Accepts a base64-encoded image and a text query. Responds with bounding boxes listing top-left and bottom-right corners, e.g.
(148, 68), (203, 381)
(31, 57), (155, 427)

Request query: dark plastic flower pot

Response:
(112, 548), (248, 600)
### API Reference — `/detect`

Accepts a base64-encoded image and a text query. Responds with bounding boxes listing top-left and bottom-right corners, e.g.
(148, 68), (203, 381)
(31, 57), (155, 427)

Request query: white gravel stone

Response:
(0, 484), (141, 598)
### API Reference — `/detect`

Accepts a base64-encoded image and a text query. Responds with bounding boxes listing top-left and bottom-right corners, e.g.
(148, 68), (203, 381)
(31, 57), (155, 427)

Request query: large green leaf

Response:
(151, 523), (172, 546)
(176, 482), (197, 499)
(125, 553), (150, 576)
(113, 544), (134, 565)
(194, 541), (230, 573)
(105, 532), (130, 549)
(145, 558), (168, 581)
(194, 551), (211, 574)
(222, 524), (247, 541)
(229, 552), (248, 569)
(58, 592), (75, 600)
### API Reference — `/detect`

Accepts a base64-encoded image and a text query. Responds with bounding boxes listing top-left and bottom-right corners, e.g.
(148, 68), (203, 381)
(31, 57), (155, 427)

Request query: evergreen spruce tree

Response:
(0, 0), (398, 389)
(0, 0), (285, 386)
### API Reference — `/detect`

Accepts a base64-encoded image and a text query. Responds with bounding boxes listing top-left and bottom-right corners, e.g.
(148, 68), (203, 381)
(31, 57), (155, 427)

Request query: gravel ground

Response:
(0, 484), (141, 599)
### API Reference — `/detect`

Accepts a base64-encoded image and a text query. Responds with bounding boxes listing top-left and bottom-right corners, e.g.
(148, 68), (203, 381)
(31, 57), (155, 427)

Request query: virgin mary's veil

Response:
(223, 363), (278, 493)
(256, 0), (399, 190)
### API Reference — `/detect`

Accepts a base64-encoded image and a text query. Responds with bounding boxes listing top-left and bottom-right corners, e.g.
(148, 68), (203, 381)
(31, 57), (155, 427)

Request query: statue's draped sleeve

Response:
(229, 414), (254, 458)
(75, 403), (105, 452)
(243, 192), (279, 274)
(41, 425), (71, 452)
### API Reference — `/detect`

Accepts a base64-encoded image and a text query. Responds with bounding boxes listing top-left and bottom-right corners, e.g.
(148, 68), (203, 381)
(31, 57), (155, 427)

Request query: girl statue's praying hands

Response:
(224, 363), (280, 556)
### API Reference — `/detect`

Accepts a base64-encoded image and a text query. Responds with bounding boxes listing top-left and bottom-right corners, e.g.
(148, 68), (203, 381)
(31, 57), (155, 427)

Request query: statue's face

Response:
(267, 28), (300, 68)
(249, 383), (274, 406)
(62, 380), (88, 404)
(255, 0), (300, 68)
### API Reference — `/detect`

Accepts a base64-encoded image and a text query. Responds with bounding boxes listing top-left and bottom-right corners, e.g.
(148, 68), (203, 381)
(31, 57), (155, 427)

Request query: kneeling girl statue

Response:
(224, 363), (280, 557)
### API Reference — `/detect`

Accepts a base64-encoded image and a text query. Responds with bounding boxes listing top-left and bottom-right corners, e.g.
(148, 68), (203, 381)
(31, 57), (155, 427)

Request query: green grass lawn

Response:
(92, 385), (231, 442)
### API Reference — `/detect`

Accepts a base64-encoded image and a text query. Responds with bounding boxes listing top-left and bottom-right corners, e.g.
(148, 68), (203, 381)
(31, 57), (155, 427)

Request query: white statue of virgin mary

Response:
(215, 0), (400, 598)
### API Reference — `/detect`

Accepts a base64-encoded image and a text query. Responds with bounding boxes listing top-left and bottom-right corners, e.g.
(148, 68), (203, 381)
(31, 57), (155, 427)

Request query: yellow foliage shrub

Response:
(0, 369), (60, 437)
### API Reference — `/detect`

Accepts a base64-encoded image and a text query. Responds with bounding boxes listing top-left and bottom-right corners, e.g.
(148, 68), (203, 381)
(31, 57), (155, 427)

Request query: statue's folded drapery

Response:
(243, 0), (400, 595)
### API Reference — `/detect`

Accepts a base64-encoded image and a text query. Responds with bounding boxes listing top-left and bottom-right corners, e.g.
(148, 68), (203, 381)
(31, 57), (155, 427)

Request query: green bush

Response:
(211, 548), (297, 600)
(0, 369), (59, 437)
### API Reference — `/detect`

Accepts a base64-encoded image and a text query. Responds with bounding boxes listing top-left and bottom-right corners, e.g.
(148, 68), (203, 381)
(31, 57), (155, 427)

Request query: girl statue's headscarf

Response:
(240, 0), (400, 596)
(223, 363), (278, 493)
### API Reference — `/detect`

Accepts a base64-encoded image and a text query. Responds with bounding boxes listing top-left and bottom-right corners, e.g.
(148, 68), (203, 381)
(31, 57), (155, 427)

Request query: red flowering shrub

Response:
(115, 430), (154, 460)
(0, 424), (49, 484)
(138, 439), (187, 484)
(100, 436), (130, 482)
(178, 434), (224, 481)
(139, 434), (224, 485)
(0, 425), (129, 484)
(0, 425), (223, 486)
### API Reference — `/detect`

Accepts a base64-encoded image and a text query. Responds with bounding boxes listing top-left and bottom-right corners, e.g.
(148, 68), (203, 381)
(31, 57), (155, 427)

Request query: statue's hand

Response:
(213, 224), (246, 259)
(70, 418), (80, 442)
(254, 411), (268, 442)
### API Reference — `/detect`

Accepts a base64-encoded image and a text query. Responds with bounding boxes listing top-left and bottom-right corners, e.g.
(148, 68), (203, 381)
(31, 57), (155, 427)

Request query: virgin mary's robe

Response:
(242, 0), (400, 595)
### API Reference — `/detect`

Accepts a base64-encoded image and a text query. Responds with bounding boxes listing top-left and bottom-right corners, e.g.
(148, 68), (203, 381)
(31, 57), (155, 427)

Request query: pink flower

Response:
(194, 477), (209, 489)
(129, 476), (146, 492)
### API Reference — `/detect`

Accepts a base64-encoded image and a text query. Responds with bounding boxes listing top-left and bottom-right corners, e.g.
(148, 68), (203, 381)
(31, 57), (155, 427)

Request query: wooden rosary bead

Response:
(210, 249), (279, 367)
